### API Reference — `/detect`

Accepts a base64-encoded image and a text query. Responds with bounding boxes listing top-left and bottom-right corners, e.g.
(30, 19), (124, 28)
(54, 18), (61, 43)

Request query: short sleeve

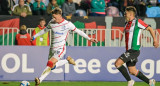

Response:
(138, 19), (149, 29)
(68, 22), (77, 31)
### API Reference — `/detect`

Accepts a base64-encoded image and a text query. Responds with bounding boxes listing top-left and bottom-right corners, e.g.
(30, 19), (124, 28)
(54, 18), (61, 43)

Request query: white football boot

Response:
(128, 80), (135, 86)
(149, 79), (156, 86)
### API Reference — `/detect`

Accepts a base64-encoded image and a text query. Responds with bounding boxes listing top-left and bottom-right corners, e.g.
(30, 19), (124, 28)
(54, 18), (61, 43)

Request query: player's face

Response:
(19, 0), (24, 6)
(40, 21), (46, 27)
(51, 0), (57, 5)
(124, 11), (130, 22)
(27, 0), (31, 3)
(52, 14), (62, 23)
(37, 0), (41, 2)
(68, 0), (73, 3)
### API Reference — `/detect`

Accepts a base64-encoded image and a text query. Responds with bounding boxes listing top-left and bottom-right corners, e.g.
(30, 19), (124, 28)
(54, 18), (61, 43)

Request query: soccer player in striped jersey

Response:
(31, 7), (98, 86)
(115, 6), (159, 86)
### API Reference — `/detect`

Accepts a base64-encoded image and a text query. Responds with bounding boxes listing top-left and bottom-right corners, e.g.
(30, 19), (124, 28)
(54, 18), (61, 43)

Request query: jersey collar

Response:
(38, 25), (45, 30)
(58, 19), (64, 24)
(127, 18), (136, 24)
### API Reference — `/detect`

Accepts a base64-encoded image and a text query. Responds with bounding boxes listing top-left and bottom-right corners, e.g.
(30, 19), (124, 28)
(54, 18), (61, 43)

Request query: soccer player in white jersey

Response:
(114, 6), (159, 86)
(31, 7), (98, 86)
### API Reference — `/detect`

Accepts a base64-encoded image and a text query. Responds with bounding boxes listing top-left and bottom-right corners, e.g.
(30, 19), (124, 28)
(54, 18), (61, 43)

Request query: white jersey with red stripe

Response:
(125, 18), (149, 51)
(33, 19), (91, 60)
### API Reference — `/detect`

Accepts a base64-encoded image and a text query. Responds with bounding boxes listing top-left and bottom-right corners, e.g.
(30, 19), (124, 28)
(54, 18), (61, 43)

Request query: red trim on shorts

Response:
(58, 44), (65, 57)
(54, 36), (61, 39)
(53, 45), (64, 48)
(58, 30), (69, 57)
(65, 31), (69, 41)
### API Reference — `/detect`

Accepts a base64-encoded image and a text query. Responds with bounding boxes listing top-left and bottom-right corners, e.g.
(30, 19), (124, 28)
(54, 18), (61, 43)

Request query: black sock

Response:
(136, 71), (149, 84)
(117, 65), (131, 81)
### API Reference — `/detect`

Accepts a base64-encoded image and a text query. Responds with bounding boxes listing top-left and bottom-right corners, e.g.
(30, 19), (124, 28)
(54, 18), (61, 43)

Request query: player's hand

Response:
(89, 38), (98, 43)
(21, 12), (27, 17)
(153, 40), (159, 48)
(30, 36), (35, 41)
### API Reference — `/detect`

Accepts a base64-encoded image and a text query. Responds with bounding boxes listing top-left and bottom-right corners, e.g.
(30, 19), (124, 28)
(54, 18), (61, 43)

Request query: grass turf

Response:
(0, 81), (160, 86)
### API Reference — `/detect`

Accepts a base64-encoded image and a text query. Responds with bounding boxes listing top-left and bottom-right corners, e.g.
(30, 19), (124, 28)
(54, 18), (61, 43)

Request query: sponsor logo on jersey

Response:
(55, 32), (64, 35)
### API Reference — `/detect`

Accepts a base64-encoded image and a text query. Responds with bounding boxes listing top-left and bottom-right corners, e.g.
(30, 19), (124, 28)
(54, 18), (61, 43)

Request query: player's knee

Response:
(115, 62), (121, 68)
(129, 70), (137, 75)
(114, 62), (118, 68)
(115, 60), (122, 68)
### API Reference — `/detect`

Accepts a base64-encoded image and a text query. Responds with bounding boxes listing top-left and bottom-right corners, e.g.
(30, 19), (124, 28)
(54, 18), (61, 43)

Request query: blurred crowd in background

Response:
(0, 0), (160, 17)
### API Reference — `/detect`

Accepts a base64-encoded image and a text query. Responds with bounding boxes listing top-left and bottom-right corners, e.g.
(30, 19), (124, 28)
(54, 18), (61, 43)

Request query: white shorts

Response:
(48, 46), (66, 60)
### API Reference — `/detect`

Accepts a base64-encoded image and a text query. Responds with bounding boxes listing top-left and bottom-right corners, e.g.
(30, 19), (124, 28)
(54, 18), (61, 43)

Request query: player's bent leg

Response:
(35, 57), (58, 85)
(128, 66), (137, 76)
(127, 66), (137, 86)
(48, 57), (58, 68)
(67, 56), (76, 65)
(115, 58), (124, 68)
(55, 59), (68, 68)
(115, 58), (132, 82)
(128, 66), (150, 84)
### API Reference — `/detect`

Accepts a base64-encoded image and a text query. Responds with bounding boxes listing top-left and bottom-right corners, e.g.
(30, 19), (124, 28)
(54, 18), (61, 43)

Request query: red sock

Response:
(47, 61), (53, 68)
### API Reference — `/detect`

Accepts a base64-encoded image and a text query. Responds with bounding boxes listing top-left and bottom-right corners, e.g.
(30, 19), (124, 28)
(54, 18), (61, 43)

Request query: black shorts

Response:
(119, 49), (140, 67)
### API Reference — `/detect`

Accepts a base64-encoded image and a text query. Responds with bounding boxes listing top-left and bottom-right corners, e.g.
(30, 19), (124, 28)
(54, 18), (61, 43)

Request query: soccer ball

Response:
(20, 81), (30, 86)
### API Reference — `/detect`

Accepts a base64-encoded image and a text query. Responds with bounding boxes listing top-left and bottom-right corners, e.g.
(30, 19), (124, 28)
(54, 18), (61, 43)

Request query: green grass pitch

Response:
(0, 81), (160, 86)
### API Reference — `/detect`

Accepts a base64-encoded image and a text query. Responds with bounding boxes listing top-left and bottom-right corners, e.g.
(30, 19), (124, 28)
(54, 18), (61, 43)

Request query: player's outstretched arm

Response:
(31, 27), (50, 41)
(74, 28), (98, 43)
(147, 26), (159, 48)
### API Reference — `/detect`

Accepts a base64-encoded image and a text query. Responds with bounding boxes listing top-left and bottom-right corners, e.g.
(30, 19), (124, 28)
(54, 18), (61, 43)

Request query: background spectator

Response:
(47, 0), (59, 15)
(107, 0), (119, 8)
(90, 0), (106, 16)
(25, 0), (33, 11)
(134, 0), (147, 17)
(32, 18), (49, 46)
(85, 0), (92, 7)
(32, 0), (46, 15)
(105, 0), (111, 7)
(12, 0), (32, 17)
(56, 0), (65, 8)
(73, 0), (81, 5)
(119, 0), (129, 16)
(0, 0), (15, 15)
(158, 0), (160, 6)
(15, 25), (32, 45)
(41, 0), (49, 6)
(147, 0), (157, 6)
(75, 0), (90, 16)
(106, 6), (120, 17)
(62, 0), (76, 16)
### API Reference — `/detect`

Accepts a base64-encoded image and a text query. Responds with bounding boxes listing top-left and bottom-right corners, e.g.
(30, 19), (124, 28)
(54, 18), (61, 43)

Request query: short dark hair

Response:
(51, 7), (62, 15)
(19, 0), (24, 3)
(125, 6), (137, 15)
(39, 18), (46, 22)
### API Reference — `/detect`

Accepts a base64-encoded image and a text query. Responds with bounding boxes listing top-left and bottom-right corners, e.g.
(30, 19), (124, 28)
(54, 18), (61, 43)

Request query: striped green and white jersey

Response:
(125, 18), (149, 50)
